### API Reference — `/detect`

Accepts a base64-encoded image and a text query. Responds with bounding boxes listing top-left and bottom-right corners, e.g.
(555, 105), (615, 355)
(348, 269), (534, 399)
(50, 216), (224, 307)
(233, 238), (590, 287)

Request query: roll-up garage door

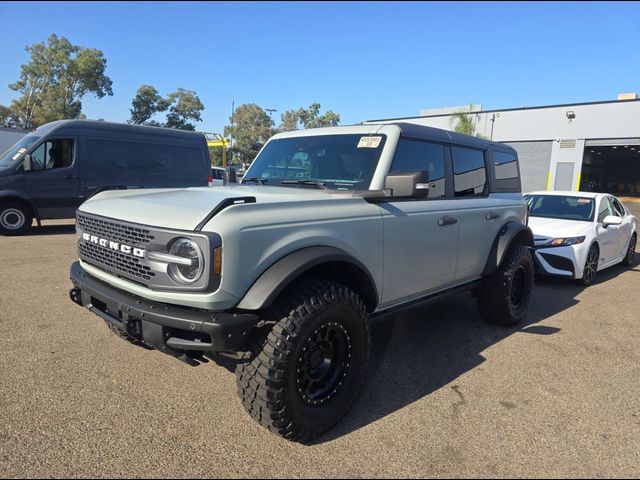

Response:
(502, 141), (553, 193)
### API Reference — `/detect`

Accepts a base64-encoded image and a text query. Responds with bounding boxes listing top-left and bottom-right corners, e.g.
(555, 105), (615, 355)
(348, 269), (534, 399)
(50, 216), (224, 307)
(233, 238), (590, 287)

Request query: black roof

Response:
(31, 119), (205, 140)
(369, 121), (514, 151)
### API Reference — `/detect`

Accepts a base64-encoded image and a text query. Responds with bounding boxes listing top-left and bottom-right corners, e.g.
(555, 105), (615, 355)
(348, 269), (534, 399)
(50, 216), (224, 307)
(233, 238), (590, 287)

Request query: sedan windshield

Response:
(0, 135), (41, 169)
(525, 194), (595, 222)
(242, 134), (387, 190)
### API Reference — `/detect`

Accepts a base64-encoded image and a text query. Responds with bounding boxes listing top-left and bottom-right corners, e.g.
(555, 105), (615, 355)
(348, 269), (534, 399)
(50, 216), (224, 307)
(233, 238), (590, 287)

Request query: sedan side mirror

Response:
(384, 170), (430, 199)
(602, 215), (623, 227)
(23, 154), (32, 171)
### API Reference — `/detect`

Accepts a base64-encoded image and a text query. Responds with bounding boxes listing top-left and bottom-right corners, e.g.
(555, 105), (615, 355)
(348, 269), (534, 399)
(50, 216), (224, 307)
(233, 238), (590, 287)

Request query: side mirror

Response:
(23, 154), (32, 171)
(384, 170), (430, 199)
(602, 215), (623, 227)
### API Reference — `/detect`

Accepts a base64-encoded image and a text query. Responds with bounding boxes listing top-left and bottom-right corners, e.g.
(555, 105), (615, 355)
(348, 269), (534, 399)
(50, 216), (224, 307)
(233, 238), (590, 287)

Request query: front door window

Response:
(30, 139), (74, 170)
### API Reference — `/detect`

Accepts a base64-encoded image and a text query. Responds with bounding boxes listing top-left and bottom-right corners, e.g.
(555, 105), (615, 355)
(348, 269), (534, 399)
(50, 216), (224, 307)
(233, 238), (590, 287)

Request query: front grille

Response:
(79, 242), (155, 281)
(77, 213), (154, 248)
(77, 213), (156, 285)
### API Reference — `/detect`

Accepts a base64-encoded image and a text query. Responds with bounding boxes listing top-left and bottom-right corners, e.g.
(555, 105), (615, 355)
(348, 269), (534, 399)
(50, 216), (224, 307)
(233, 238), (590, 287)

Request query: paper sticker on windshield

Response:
(577, 198), (591, 204)
(357, 136), (382, 148)
(12, 147), (27, 161)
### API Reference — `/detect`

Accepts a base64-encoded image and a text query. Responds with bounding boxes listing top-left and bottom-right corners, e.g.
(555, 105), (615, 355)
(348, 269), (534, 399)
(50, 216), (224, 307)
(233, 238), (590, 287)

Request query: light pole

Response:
(265, 108), (276, 123)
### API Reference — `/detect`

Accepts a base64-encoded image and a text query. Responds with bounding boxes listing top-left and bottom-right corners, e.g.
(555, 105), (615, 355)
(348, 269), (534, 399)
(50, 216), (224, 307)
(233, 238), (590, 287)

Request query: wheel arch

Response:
(0, 191), (39, 224)
(482, 222), (534, 277)
(236, 246), (379, 313)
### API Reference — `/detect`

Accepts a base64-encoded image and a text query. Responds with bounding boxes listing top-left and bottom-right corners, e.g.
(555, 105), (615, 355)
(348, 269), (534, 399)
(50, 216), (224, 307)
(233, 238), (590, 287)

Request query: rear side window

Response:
(390, 138), (446, 199)
(147, 144), (205, 181)
(85, 139), (147, 176)
(85, 139), (205, 182)
(493, 151), (519, 191)
(452, 146), (487, 197)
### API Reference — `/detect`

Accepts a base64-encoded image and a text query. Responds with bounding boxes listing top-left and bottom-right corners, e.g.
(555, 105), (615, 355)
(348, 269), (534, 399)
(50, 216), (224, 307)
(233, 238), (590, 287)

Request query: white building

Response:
(367, 94), (640, 197)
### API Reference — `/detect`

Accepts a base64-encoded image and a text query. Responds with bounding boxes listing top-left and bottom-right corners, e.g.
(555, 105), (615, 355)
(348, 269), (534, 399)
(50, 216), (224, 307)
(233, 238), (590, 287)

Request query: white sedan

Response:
(524, 191), (637, 285)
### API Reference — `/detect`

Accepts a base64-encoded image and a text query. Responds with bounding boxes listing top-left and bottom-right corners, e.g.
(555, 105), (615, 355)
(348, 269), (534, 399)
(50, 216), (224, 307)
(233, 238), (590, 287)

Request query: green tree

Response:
(129, 86), (204, 131)
(450, 105), (476, 136)
(0, 105), (20, 128)
(224, 103), (275, 165)
(279, 102), (340, 131)
(129, 85), (170, 125)
(7, 34), (112, 130)
(164, 89), (204, 131)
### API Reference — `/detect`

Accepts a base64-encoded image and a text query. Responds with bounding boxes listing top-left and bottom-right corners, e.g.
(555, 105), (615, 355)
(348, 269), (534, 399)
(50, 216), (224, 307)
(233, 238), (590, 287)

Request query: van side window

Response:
(30, 139), (74, 170)
(452, 146), (487, 197)
(390, 139), (445, 199)
(85, 139), (147, 174)
(147, 144), (205, 180)
(493, 151), (519, 190)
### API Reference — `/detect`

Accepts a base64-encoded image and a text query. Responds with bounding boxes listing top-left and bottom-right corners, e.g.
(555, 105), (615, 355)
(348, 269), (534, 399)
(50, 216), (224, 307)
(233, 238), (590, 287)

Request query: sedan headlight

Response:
(548, 236), (586, 247)
(167, 237), (204, 284)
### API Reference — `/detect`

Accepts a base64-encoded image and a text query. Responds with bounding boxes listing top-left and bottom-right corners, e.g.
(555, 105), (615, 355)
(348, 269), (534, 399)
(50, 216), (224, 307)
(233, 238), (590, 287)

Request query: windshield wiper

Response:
(241, 177), (267, 185)
(280, 179), (326, 189)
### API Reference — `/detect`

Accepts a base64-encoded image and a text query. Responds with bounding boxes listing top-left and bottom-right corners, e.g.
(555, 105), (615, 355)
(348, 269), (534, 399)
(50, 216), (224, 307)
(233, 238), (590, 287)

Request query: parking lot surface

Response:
(1, 218), (639, 478)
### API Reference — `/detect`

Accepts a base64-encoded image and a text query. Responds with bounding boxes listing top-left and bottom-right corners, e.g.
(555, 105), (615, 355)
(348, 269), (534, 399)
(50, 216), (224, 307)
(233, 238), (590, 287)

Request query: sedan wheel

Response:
(581, 245), (599, 286)
(623, 234), (636, 266)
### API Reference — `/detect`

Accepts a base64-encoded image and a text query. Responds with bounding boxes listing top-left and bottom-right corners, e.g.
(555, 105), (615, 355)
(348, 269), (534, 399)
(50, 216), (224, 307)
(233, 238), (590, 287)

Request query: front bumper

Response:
(69, 261), (258, 361)
(533, 245), (579, 279)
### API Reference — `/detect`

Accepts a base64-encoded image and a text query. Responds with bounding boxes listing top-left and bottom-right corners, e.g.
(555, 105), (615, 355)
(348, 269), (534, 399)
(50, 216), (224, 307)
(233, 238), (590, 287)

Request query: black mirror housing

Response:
(384, 170), (429, 199)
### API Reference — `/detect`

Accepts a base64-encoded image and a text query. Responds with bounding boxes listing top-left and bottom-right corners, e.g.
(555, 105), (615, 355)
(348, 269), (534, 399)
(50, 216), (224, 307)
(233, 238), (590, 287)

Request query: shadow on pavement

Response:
(21, 223), (76, 236)
(312, 256), (639, 443)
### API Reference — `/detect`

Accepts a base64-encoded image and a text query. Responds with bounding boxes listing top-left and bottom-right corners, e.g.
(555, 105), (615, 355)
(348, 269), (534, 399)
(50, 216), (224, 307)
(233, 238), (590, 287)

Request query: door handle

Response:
(66, 174), (77, 180)
(485, 211), (500, 221)
(438, 215), (458, 226)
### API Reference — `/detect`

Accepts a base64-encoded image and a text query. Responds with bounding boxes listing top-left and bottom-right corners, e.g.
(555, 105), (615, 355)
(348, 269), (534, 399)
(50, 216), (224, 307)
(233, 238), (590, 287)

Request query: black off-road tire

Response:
(0, 201), (32, 236)
(235, 278), (371, 442)
(477, 244), (534, 326)
(622, 233), (636, 267)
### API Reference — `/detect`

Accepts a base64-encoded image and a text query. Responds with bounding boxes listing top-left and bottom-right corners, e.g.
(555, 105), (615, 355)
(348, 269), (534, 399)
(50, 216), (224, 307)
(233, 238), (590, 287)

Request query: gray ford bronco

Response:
(69, 122), (534, 442)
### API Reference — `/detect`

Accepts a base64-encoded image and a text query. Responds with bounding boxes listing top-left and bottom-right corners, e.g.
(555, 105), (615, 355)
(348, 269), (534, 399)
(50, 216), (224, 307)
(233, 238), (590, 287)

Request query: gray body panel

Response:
(75, 123), (528, 313)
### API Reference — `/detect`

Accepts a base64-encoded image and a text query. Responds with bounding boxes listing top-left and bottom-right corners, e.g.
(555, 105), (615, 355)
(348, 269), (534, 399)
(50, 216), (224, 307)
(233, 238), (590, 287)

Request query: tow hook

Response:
(69, 288), (82, 306)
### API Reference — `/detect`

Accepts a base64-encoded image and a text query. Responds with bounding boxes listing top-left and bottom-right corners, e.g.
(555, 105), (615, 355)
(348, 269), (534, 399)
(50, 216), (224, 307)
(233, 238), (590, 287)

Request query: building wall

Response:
(0, 129), (27, 154)
(367, 99), (640, 194)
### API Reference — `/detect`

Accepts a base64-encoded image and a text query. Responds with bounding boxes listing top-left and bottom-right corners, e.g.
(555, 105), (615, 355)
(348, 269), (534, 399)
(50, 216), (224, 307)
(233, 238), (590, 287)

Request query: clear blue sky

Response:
(1, 1), (639, 133)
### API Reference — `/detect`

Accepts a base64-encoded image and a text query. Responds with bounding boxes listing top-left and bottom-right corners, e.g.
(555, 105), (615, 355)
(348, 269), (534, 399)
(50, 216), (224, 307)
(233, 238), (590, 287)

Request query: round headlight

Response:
(167, 238), (204, 285)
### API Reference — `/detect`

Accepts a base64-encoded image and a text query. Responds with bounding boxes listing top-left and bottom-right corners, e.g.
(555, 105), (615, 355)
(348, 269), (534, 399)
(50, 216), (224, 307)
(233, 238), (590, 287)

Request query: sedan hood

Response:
(528, 216), (593, 243)
(79, 185), (347, 230)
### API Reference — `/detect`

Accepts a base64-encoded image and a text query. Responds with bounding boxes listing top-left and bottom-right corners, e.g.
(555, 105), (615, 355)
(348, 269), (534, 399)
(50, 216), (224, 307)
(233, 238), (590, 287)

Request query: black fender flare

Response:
(0, 190), (40, 225)
(482, 222), (534, 276)
(236, 246), (379, 311)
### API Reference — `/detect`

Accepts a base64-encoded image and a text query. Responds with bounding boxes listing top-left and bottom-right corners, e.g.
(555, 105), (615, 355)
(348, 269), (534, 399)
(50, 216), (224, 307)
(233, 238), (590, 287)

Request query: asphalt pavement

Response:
(0, 219), (639, 478)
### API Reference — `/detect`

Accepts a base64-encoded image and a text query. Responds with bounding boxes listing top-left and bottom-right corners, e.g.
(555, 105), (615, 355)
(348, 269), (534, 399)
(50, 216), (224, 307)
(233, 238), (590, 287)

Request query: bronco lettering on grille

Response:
(81, 232), (145, 258)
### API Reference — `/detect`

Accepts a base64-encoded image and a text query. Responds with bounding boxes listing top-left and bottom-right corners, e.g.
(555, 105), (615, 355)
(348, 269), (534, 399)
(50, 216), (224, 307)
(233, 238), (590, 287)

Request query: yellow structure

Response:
(203, 132), (230, 167)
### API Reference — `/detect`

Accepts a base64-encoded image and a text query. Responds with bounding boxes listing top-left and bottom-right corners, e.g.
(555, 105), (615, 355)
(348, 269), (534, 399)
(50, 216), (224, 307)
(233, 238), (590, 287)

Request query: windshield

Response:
(525, 194), (595, 222)
(0, 135), (41, 169)
(243, 134), (387, 190)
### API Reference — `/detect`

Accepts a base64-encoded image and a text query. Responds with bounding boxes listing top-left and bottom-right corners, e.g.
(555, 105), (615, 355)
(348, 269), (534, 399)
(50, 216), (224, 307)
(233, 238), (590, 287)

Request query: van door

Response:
(24, 138), (80, 219)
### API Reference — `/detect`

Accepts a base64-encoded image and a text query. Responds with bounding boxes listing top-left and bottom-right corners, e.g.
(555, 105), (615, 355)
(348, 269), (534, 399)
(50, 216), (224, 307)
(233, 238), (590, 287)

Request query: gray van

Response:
(0, 120), (210, 235)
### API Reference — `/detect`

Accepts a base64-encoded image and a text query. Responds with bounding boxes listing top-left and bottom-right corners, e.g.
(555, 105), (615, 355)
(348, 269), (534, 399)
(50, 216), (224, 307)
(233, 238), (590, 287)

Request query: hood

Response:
(528, 216), (593, 244)
(79, 185), (347, 230)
